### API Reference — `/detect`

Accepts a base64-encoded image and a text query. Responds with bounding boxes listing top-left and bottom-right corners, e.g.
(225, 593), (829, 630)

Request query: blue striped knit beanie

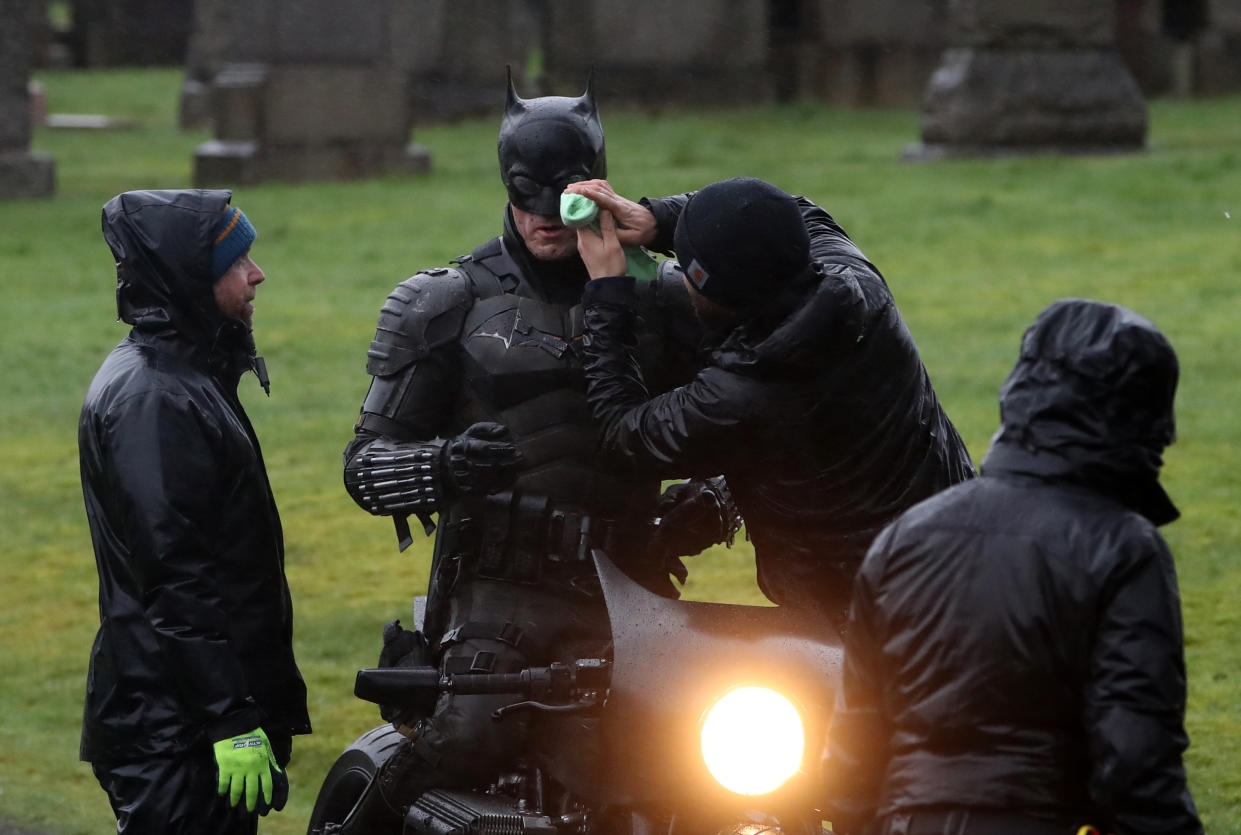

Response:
(210, 206), (257, 280)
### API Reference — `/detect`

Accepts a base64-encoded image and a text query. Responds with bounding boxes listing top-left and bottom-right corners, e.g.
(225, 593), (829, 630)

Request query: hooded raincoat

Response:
(78, 190), (310, 765)
(825, 299), (1201, 835)
(581, 193), (975, 614)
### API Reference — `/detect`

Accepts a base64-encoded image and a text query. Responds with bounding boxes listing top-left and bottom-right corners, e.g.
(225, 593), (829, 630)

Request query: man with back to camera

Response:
(824, 298), (1203, 835)
(79, 190), (310, 833)
(332, 72), (724, 832)
(568, 176), (976, 627)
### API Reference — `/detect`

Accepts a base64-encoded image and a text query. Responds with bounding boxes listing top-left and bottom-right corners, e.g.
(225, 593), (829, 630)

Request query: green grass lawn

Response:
(3, 68), (1239, 833)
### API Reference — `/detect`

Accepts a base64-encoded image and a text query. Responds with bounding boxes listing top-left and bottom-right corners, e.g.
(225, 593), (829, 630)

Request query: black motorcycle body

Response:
(309, 551), (843, 834)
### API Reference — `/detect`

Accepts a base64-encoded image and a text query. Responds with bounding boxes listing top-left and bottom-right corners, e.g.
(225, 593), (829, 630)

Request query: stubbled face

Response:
(511, 205), (579, 262)
(212, 253), (265, 325)
(682, 275), (740, 333)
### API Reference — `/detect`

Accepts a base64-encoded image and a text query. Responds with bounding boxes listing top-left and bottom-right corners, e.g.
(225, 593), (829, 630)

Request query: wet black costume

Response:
(79, 190), (309, 833)
(340, 80), (701, 828)
(826, 299), (1202, 835)
(581, 192), (975, 621)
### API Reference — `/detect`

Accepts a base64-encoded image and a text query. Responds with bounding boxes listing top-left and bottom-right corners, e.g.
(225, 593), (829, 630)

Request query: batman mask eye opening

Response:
(510, 175), (540, 197)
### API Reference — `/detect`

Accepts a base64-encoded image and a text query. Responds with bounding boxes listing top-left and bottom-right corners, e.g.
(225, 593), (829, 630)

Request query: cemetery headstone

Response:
(908, 0), (1147, 158)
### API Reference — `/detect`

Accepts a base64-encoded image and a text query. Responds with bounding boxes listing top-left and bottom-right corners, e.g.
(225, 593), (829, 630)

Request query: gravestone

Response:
(908, 0), (1147, 158)
(1, 0), (55, 199)
(192, 0), (430, 185)
(543, 0), (772, 107)
(73, 0), (194, 66)
(807, 0), (949, 107)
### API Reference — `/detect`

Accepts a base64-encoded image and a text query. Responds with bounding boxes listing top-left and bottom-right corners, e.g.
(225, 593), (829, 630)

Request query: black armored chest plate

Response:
(461, 293), (586, 412)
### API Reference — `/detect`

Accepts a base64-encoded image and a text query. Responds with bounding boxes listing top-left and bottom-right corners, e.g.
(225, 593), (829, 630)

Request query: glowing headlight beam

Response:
(700, 685), (805, 796)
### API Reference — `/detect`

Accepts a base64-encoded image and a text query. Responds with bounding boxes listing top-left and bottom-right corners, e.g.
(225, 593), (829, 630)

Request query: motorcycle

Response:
(308, 551), (843, 834)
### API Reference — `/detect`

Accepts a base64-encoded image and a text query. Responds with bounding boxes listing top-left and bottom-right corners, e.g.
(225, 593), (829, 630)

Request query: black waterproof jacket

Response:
(78, 190), (310, 764)
(581, 194), (975, 611)
(825, 299), (1201, 834)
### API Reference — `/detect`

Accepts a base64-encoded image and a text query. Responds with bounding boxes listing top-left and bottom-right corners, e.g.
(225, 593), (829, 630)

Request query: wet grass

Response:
(2, 67), (1239, 832)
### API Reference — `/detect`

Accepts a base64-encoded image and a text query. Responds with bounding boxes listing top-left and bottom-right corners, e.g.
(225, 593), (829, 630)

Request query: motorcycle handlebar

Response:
(354, 666), (538, 704)
(353, 659), (610, 707)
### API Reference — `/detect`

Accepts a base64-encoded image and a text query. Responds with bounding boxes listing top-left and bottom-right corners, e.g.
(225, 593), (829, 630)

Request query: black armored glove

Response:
(345, 423), (523, 517)
(444, 422), (525, 497)
(651, 476), (744, 585)
(377, 620), (435, 728)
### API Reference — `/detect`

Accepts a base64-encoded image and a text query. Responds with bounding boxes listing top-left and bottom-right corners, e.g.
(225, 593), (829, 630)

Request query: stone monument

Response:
(908, 0), (1148, 158)
(1, 0), (55, 199)
(193, 0), (430, 186)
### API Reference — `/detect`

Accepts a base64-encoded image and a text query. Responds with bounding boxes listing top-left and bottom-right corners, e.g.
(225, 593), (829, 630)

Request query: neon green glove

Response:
(561, 193), (659, 282)
(213, 726), (281, 813)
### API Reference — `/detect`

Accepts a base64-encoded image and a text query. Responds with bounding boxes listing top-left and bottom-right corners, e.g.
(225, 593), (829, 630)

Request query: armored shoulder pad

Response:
(366, 268), (473, 377)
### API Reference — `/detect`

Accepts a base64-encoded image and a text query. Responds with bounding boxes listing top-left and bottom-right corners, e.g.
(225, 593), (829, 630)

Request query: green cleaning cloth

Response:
(561, 193), (658, 283)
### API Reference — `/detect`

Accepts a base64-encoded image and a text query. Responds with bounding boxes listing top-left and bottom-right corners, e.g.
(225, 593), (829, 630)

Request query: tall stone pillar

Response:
(545, 0), (773, 107)
(806, 0), (949, 107)
(1, 0), (55, 199)
(908, 0), (1147, 158)
(402, 0), (540, 121)
(192, 0), (430, 186)
(1198, 0), (1241, 93)
(73, 0), (194, 66)
(179, 0), (236, 128)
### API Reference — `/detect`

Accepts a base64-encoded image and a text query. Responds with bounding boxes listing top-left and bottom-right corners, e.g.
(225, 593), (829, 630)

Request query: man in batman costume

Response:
(333, 73), (721, 832)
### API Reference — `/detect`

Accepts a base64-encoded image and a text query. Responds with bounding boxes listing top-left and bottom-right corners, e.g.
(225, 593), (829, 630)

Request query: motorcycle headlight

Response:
(700, 685), (805, 796)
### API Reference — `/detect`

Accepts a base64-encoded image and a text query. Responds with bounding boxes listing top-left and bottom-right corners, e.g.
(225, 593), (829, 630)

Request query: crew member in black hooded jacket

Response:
(79, 189), (310, 833)
(825, 299), (1202, 835)
(568, 177), (975, 623)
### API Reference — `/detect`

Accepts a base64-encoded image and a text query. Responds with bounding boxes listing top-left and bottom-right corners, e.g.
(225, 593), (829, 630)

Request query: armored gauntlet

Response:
(345, 422), (523, 516)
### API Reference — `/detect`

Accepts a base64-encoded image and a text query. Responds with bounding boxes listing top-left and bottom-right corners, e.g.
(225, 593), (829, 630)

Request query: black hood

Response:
(102, 189), (262, 385)
(498, 69), (606, 217)
(982, 298), (1179, 525)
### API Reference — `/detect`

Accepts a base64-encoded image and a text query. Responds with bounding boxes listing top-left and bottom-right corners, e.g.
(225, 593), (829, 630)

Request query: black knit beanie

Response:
(673, 177), (811, 308)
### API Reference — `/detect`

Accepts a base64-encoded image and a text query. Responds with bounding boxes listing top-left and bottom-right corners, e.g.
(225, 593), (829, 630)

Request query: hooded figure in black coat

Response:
(825, 298), (1201, 835)
(570, 177), (975, 622)
(79, 190), (310, 834)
